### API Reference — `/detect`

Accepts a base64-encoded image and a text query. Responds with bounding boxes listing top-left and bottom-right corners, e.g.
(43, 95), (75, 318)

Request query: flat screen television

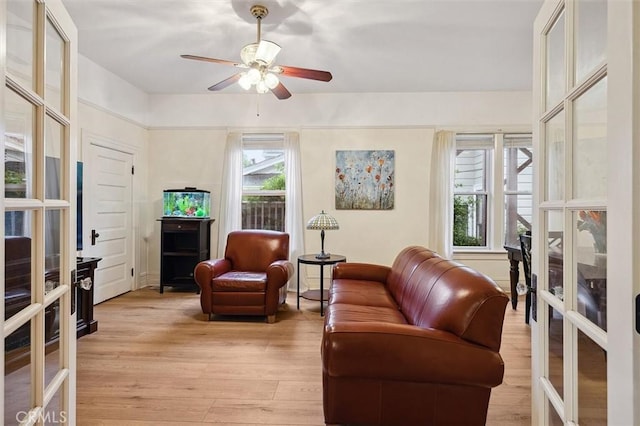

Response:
(163, 188), (211, 218)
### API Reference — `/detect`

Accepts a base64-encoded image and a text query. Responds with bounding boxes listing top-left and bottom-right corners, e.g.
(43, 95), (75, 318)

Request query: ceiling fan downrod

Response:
(250, 4), (269, 43)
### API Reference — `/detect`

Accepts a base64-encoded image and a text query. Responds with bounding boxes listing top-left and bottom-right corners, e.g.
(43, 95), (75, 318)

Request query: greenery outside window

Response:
(242, 137), (286, 231)
(454, 136), (491, 247)
(453, 133), (533, 250)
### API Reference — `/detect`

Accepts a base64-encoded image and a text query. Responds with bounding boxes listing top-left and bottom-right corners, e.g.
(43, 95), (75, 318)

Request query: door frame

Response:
(80, 130), (140, 292)
(531, 1), (640, 424)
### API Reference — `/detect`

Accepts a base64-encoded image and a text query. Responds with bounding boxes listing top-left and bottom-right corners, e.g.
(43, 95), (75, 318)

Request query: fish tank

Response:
(163, 188), (211, 218)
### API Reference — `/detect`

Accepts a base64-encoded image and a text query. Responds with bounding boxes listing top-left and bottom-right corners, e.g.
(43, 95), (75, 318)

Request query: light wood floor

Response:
(76, 287), (532, 425)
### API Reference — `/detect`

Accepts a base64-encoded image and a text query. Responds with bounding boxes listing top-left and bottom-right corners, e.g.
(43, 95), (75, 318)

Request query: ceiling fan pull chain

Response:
(256, 93), (261, 117)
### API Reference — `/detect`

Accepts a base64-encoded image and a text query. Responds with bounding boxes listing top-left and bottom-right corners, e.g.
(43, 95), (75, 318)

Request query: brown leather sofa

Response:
(322, 246), (509, 425)
(194, 230), (294, 323)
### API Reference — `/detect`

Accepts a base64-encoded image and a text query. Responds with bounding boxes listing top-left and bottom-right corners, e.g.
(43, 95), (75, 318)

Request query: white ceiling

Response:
(60, 0), (543, 96)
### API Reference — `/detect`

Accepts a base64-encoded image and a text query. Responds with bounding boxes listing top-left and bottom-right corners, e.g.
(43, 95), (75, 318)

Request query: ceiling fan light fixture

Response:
(264, 72), (279, 89)
(255, 40), (281, 65)
(238, 73), (252, 90)
(181, 4), (332, 100)
(256, 79), (269, 94)
(247, 68), (262, 84)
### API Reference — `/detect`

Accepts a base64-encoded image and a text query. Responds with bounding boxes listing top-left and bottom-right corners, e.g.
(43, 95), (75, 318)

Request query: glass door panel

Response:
(4, 322), (32, 425)
(547, 210), (564, 300)
(546, 8), (565, 109)
(548, 306), (565, 399)
(575, 0), (607, 83)
(44, 209), (62, 287)
(44, 306), (61, 387)
(4, 211), (34, 321)
(573, 77), (608, 199)
(4, 89), (34, 200)
(577, 329), (607, 424)
(45, 115), (64, 200)
(575, 210), (607, 330)
(6, 0), (35, 90)
(45, 17), (65, 112)
(545, 111), (565, 201)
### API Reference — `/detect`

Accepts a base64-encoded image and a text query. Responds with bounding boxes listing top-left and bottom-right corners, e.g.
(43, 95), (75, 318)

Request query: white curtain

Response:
(428, 130), (455, 259)
(284, 133), (305, 291)
(217, 132), (243, 256)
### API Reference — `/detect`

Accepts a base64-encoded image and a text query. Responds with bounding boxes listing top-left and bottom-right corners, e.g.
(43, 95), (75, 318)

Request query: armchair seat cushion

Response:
(212, 272), (267, 292)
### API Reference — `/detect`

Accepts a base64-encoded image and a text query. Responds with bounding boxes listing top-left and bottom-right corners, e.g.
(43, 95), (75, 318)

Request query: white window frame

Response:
(241, 134), (286, 231)
(453, 132), (532, 252)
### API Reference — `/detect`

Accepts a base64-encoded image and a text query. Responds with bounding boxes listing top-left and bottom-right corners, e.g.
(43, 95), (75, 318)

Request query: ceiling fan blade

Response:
(270, 82), (292, 100)
(208, 73), (242, 91)
(275, 65), (333, 82)
(181, 54), (246, 68)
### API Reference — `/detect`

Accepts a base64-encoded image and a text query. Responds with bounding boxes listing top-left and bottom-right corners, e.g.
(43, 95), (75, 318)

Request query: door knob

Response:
(91, 229), (100, 245)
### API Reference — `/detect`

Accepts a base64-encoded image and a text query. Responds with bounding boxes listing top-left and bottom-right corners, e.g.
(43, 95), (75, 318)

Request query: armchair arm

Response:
(194, 259), (232, 314)
(332, 262), (391, 283)
(265, 260), (294, 314)
(322, 322), (504, 388)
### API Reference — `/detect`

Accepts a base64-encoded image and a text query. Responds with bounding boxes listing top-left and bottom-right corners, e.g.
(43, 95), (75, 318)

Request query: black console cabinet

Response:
(76, 257), (101, 337)
(159, 218), (213, 293)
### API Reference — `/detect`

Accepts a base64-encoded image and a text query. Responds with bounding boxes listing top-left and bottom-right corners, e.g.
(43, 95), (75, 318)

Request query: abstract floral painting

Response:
(335, 150), (395, 210)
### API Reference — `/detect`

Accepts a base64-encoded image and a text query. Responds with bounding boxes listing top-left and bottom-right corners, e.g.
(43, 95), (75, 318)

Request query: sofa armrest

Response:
(322, 322), (504, 388)
(332, 262), (391, 283)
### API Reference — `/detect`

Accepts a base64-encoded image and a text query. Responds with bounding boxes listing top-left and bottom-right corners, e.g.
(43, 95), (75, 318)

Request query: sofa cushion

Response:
(212, 271), (266, 292)
(325, 303), (407, 325)
(329, 279), (398, 309)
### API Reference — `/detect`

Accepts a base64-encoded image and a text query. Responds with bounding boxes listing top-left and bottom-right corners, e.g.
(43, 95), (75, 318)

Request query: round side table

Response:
(297, 254), (346, 316)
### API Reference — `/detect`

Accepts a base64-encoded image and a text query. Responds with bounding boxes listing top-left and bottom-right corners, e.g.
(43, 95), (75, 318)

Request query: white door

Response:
(2, 0), (79, 423)
(531, 1), (639, 424)
(85, 144), (133, 303)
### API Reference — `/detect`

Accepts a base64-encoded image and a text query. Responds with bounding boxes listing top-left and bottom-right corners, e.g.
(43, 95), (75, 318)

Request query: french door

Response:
(2, 0), (78, 424)
(532, 0), (639, 425)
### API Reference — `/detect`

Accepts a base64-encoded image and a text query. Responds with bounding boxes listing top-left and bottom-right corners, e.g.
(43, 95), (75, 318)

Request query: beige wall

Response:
(144, 127), (434, 286)
(300, 128), (433, 267)
(146, 129), (227, 280)
(143, 126), (527, 292)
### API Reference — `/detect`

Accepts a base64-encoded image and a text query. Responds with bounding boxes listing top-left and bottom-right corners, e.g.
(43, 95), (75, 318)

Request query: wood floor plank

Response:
(75, 286), (531, 425)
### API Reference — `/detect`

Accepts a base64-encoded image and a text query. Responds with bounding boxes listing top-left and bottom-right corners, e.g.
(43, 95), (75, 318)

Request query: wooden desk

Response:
(504, 244), (522, 310)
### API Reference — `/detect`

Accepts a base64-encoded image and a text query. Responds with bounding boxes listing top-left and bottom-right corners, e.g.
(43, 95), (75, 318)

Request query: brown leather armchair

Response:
(194, 230), (294, 323)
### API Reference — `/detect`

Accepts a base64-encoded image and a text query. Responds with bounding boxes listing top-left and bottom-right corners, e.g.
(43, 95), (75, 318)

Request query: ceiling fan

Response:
(181, 4), (333, 100)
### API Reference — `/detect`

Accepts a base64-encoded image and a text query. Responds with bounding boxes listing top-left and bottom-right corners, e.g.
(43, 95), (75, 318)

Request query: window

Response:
(453, 133), (532, 249)
(503, 134), (533, 246)
(242, 136), (286, 231)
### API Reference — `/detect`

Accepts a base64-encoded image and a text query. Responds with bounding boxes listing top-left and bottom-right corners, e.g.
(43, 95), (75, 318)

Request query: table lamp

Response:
(306, 210), (339, 259)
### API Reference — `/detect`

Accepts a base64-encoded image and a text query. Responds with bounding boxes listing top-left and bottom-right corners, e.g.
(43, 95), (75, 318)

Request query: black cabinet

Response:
(76, 257), (101, 337)
(160, 218), (213, 293)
